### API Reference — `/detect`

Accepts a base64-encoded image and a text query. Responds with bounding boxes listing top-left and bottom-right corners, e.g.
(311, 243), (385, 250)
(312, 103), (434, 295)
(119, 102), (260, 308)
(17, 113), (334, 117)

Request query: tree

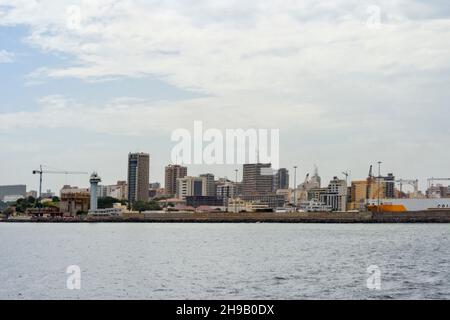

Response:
(2, 207), (14, 218)
(132, 200), (162, 213)
(98, 197), (125, 209)
(15, 197), (34, 213)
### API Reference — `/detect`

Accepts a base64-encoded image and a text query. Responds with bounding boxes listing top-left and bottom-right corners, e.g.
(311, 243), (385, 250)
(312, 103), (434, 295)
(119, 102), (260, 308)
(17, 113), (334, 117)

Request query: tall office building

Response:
(383, 173), (395, 198)
(200, 173), (216, 196)
(165, 164), (187, 196)
(176, 176), (205, 200)
(273, 168), (289, 190)
(0, 185), (26, 201)
(242, 163), (273, 195)
(128, 152), (150, 203)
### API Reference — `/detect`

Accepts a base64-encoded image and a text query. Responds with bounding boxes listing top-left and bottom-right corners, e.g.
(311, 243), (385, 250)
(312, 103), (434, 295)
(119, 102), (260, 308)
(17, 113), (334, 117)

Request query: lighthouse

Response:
(89, 172), (102, 212)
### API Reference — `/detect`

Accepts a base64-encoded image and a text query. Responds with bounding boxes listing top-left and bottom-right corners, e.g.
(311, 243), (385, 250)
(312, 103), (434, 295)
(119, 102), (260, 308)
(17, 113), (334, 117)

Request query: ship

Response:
(367, 198), (450, 212)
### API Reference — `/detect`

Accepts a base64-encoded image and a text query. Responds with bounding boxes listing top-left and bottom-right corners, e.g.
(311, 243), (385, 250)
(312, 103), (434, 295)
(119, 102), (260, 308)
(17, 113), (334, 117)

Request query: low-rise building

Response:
(60, 186), (90, 216)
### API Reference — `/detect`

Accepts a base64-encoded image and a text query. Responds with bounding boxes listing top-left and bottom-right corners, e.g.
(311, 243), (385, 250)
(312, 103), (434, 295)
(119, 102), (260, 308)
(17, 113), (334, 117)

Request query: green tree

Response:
(2, 207), (14, 218)
(98, 197), (125, 209)
(132, 200), (162, 212)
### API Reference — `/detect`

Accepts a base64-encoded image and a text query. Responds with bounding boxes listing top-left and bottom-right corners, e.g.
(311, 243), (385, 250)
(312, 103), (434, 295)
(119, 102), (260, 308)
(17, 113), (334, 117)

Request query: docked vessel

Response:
(367, 198), (450, 212)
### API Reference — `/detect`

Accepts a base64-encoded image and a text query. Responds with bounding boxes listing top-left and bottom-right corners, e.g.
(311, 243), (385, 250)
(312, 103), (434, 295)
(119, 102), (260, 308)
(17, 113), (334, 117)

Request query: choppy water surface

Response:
(0, 223), (448, 299)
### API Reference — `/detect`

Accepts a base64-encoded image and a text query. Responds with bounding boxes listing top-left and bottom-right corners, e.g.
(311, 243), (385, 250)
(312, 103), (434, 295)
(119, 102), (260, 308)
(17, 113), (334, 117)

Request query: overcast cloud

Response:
(0, 0), (449, 191)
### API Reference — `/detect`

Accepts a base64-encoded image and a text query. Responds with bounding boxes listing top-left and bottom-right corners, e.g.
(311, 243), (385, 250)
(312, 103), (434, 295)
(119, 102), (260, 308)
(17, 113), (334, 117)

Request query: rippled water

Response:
(0, 223), (449, 299)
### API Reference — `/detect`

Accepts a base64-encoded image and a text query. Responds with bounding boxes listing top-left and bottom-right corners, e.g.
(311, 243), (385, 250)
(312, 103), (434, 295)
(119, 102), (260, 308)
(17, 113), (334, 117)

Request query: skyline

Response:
(1, 0), (450, 192)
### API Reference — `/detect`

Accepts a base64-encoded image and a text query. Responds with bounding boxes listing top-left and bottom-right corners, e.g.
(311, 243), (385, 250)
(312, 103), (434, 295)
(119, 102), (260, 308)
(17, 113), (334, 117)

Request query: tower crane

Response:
(342, 171), (350, 185)
(32, 165), (88, 201)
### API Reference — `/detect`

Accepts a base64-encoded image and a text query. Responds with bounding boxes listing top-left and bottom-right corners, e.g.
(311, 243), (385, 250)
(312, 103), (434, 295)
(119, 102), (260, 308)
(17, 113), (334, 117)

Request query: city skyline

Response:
(1, 1), (449, 193)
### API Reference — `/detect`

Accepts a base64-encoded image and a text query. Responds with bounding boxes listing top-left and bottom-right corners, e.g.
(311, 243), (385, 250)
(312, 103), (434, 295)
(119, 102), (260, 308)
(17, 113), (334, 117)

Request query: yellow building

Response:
(348, 180), (385, 210)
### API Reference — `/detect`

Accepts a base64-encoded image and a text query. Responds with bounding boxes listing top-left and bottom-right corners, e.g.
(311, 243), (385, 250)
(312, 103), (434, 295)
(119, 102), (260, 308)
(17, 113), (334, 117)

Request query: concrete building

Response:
(348, 178), (389, 210)
(41, 189), (55, 199)
(165, 164), (188, 197)
(176, 176), (205, 199)
(384, 173), (396, 198)
(321, 177), (348, 212)
(426, 184), (450, 198)
(200, 173), (216, 196)
(186, 196), (225, 208)
(26, 190), (38, 199)
(0, 185), (26, 201)
(240, 194), (285, 209)
(242, 163), (273, 195)
(273, 168), (289, 190)
(97, 181), (128, 200)
(60, 186), (90, 216)
(128, 152), (150, 203)
(217, 181), (240, 199)
(310, 166), (322, 188)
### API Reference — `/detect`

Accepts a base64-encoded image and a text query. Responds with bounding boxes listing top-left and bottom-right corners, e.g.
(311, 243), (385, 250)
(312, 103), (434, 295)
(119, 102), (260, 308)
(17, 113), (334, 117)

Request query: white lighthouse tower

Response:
(89, 172), (102, 212)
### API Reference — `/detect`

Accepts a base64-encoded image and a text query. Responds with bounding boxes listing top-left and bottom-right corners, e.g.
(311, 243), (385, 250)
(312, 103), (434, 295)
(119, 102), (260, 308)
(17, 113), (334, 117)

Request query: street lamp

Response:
(377, 161), (382, 212)
(234, 169), (238, 213)
(293, 166), (298, 210)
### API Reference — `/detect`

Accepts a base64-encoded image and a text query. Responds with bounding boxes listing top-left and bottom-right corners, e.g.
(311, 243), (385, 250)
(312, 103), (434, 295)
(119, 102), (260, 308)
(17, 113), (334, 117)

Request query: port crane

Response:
(32, 165), (88, 200)
(396, 179), (419, 198)
(297, 173), (310, 205)
(427, 178), (450, 188)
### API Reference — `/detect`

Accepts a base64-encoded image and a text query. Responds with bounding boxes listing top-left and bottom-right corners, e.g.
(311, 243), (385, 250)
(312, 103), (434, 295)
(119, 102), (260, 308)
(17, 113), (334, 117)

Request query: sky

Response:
(0, 0), (449, 193)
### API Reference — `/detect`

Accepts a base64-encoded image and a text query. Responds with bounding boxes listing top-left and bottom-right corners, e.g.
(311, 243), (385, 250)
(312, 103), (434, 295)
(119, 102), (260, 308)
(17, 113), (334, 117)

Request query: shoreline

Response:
(2, 210), (450, 223)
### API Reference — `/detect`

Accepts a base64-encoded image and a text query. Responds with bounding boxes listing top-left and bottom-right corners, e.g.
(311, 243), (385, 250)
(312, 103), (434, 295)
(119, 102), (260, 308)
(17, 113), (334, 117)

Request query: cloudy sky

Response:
(0, 0), (449, 193)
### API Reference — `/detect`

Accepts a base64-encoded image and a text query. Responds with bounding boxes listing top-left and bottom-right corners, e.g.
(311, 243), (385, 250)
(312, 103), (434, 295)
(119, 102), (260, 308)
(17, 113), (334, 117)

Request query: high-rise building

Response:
(0, 185), (26, 201)
(242, 163), (273, 195)
(383, 173), (395, 198)
(128, 152), (150, 203)
(310, 166), (321, 188)
(200, 173), (216, 196)
(273, 168), (289, 190)
(176, 176), (205, 199)
(165, 164), (188, 197)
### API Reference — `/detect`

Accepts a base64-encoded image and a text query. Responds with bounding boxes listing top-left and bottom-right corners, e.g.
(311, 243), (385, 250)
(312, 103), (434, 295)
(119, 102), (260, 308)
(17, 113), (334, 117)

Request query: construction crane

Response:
(297, 173), (310, 205)
(396, 179), (419, 198)
(342, 171), (350, 185)
(32, 165), (88, 201)
(427, 178), (450, 188)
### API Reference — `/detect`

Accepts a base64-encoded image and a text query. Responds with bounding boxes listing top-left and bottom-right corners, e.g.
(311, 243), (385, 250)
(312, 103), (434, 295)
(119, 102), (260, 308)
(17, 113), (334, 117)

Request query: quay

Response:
(1, 210), (450, 223)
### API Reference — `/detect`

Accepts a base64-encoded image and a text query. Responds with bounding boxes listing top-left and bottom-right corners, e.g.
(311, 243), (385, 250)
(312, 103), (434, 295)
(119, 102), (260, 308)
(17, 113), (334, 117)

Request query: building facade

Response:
(273, 168), (289, 190)
(0, 185), (26, 201)
(128, 152), (150, 203)
(200, 173), (216, 196)
(60, 186), (90, 216)
(242, 163), (273, 195)
(176, 176), (205, 199)
(165, 164), (188, 197)
(320, 177), (348, 212)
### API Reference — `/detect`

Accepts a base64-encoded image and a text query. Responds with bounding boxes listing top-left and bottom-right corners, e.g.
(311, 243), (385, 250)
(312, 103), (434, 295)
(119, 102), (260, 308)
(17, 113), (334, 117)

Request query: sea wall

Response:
(2, 210), (450, 223)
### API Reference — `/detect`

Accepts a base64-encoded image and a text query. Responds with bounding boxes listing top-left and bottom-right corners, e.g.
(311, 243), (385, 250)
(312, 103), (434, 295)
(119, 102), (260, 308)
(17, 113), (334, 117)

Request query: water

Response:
(0, 223), (449, 300)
